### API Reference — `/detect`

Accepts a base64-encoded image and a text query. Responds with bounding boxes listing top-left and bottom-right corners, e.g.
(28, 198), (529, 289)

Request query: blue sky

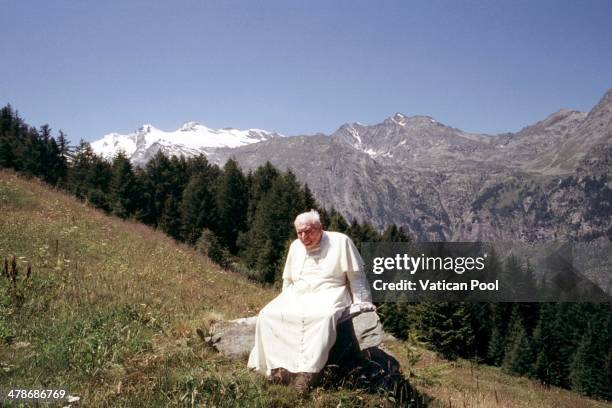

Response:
(1, 0), (610, 143)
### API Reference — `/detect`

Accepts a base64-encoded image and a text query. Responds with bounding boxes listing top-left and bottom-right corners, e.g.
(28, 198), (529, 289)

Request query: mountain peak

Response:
(590, 88), (612, 113)
(138, 124), (156, 134)
(180, 121), (203, 132)
(385, 113), (438, 127)
(389, 112), (408, 126)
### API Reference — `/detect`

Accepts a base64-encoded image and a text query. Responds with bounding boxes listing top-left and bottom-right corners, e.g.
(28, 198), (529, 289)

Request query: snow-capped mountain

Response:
(90, 122), (283, 166)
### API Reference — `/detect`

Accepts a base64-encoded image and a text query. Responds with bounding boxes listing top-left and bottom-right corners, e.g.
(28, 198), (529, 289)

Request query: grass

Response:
(0, 169), (610, 407)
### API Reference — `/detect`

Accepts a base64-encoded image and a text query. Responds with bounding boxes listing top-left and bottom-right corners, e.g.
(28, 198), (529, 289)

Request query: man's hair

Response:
(294, 209), (322, 227)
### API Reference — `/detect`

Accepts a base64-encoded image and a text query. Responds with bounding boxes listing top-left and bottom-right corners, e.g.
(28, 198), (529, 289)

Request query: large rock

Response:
(204, 311), (383, 358)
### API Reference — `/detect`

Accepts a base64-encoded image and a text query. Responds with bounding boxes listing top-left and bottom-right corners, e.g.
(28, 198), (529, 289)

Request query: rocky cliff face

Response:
(213, 90), (611, 243)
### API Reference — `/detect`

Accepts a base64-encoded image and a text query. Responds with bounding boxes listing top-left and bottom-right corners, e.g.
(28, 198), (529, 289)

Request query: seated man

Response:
(247, 209), (375, 394)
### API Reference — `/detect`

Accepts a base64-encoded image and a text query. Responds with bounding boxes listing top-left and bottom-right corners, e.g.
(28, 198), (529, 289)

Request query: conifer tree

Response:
(140, 151), (176, 226)
(0, 136), (13, 168)
(487, 303), (513, 365)
(109, 152), (139, 218)
(416, 302), (475, 360)
(238, 170), (305, 282)
(196, 228), (229, 268)
(569, 307), (611, 399)
(347, 219), (381, 251)
(381, 225), (411, 242)
(180, 173), (217, 244)
(68, 140), (98, 199)
(532, 303), (561, 385)
(378, 302), (413, 340)
(22, 128), (44, 176)
(53, 130), (70, 185)
(158, 195), (182, 240)
(301, 182), (318, 212)
(245, 161), (280, 227)
(216, 159), (248, 252)
(552, 303), (586, 388)
(38, 124), (53, 180)
(325, 207), (349, 233)
(502, 306), (533, 376)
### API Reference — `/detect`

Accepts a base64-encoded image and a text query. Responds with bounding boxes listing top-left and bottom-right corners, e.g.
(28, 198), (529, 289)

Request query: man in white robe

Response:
(247, 210), (375, 392)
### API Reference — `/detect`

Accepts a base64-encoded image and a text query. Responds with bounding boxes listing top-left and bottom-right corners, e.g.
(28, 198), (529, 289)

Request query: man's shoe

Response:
(293, 372), (313, 396)
(270, 368), (292, 385)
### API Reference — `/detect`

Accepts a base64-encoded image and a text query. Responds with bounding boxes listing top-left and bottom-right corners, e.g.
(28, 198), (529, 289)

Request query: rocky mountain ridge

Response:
(213, 90), (611, 242)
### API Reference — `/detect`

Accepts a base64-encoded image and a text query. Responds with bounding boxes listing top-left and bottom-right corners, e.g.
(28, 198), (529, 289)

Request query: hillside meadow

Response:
(0, 169), (609, 407)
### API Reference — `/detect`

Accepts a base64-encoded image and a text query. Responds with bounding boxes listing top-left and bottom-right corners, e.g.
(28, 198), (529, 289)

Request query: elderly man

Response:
(247, 209), (375, 394)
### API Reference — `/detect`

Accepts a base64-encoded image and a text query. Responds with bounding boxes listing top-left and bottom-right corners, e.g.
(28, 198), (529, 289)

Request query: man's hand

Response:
(357, 302), (377, 312)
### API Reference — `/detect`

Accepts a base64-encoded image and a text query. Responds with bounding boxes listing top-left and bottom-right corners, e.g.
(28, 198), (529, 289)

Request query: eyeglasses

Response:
(296, 226), (320, 237)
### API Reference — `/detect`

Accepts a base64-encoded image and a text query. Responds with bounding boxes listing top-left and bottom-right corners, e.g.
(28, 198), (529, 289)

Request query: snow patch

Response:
(347, 125), (362, 146)
(91, 122), (283, 160)
(391, 113), (407, 126)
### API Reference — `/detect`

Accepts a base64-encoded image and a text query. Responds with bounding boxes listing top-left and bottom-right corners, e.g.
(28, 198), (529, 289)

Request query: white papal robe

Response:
(247, 231), (372, 375)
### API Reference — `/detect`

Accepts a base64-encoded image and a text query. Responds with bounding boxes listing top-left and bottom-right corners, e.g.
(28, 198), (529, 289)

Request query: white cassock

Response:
(247, 231), (372, 375)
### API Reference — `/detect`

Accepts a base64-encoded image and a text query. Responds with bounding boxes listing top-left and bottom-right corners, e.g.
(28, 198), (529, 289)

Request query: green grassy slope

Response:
(0, 169), (609, 407)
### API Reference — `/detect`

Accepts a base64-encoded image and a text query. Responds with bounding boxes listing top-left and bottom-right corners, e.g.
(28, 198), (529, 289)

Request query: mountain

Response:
(213, 89), (611, 243)
(91, 89), (611, 243)
(91, 122), (283, 166)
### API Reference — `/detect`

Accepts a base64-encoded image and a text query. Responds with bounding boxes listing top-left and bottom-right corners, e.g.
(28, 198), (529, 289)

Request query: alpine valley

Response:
(91, 90), (612, 243)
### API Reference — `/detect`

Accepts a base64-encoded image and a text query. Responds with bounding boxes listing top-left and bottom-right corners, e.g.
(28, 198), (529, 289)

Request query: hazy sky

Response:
(1, 0), (610, 143)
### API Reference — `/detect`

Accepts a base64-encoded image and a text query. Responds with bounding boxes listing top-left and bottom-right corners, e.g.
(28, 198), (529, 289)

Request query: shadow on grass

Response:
(320, 319), (432, 407)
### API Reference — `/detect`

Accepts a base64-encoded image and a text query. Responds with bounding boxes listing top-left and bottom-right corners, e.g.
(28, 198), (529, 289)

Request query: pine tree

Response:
(465, 303), (493, 361)
(378, 302), (413, 340)
(109, 152), (139, 218)
(42, 137), (62, 185)
(54, 130), (70, 186)
(245, 161), (280, 227)
(569, 307), (612, 399)
(67, 140), (97, 199)
(180, 173), (217, 244)
(85, 151), (112, 212)
(416, 302), (475, 360)
(532, 303), (560, 385)
(502, 306), (533, 376)
(347, 219), (381, 251)
(325, 207), (349, 233)
(22, 128), (44, 176)
(301, 182), (318, 212)
(140, 151), (176, 226)
(238, 171), (306, 282)
(487, 303), (513, 365)
(195, 228), (229, 268)
(216, 159), (248, 252)
(38, 124), (53, 180)
(158, 195), (182, 240)
(0, 136), (13, 168)
(381, 225), (411, 242)
(551, 303), (586, 388)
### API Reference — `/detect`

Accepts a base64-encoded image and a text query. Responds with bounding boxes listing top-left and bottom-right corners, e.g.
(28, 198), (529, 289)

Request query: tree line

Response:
(1, 104), (609, 400)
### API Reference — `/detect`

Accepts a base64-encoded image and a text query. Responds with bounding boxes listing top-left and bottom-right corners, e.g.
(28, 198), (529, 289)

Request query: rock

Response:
(205, 318), (257, 358)
(206, 311), (383, 358)
(351, 311), (384, 350)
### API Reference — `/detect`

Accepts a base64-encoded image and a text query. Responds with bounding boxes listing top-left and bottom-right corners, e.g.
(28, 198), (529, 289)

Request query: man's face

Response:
(296, 222), (323, 250)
